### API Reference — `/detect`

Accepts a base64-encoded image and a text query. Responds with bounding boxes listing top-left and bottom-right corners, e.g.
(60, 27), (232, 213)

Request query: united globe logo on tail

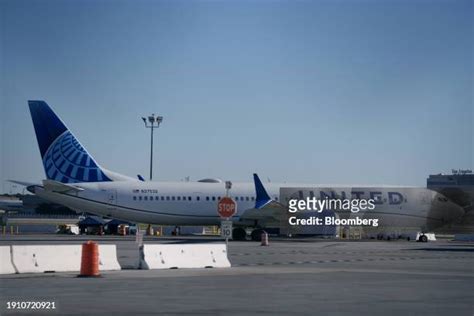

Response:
(29, 100), (112, 184)
(42, 131), (111, 183)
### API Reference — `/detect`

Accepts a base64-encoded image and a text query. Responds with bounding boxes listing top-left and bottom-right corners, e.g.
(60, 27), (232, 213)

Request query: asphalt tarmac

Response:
(0, 235), (473, 315)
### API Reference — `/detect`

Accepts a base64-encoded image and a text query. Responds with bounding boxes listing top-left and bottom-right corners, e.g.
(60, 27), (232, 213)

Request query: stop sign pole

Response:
(218, 181), (236, 245)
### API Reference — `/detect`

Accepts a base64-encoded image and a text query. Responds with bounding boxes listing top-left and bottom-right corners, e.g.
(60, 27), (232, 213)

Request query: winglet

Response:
(254, 173), (272, 209)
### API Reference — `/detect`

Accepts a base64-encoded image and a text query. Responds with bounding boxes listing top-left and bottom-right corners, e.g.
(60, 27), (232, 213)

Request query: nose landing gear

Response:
(230, 227), (270, 242)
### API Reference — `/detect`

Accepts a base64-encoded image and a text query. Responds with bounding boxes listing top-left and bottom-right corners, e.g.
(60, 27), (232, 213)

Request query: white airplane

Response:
(17, 101), (464, 241)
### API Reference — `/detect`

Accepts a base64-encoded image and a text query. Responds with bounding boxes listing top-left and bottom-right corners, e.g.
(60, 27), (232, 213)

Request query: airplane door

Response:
(104, 189), (117, 211)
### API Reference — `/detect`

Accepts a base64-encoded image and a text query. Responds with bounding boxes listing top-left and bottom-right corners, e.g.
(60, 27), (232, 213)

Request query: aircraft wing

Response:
(240, 200), (286, 221)
(239, 174), (287, 223)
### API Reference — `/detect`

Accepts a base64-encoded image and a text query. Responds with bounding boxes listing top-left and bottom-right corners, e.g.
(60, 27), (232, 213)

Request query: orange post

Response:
(79, 241), (100, 277)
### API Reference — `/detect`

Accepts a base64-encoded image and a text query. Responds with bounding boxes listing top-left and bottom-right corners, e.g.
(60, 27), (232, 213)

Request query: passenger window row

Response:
(130, 195), (278, 202)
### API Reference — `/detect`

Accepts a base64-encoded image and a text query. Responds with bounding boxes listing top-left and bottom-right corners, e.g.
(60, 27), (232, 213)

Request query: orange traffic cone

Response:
(261, 231), (269, 246)
(78, 241), (100, 277)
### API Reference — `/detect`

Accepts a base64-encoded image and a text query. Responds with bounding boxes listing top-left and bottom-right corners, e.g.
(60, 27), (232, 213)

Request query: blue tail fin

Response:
(253, 173), (272, 209)
(28, 100), (112, 183)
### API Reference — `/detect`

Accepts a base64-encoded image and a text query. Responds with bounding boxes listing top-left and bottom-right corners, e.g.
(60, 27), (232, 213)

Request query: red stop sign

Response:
(217, 197), (237, 219)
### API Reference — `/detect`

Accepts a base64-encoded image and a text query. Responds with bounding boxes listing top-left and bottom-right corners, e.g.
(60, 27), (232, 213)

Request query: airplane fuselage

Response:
(29, 180), (464, 231)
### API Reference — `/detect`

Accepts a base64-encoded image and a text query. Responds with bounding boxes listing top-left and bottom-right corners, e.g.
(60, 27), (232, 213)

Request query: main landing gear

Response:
(231, 227), (266, 241)
(232, 227), (246, 241)
(250, 229), (265, 242)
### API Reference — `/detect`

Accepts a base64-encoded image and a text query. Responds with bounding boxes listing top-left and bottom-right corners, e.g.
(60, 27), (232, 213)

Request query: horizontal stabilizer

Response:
(42, 179), (84, 193)
(8, 180), (40, 187)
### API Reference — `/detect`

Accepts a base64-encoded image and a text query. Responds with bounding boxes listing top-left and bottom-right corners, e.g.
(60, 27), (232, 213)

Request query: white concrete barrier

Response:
(0, 246), (16, 274)
(140, 243), (231, 269)
(12, 245), (81, 273)
(11, 244), (121, 274)
(98, 245), (121, 271)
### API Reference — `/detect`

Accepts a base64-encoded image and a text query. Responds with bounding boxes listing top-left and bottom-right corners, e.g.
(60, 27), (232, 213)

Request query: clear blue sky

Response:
(0, 0), (472, 193)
